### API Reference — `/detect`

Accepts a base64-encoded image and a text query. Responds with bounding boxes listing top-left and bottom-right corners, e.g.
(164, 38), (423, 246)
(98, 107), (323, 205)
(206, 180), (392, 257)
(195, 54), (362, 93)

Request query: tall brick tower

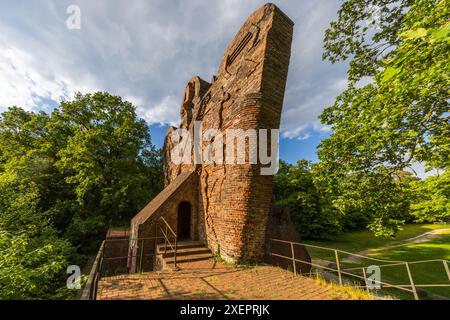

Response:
(130, 3), (295, 266)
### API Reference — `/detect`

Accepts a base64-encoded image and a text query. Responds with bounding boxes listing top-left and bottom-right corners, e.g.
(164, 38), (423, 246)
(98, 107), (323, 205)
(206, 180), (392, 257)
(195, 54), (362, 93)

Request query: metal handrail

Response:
(159, 216), (177, 238)
(269, 238), (405, 264)
(267, 238), (450, 300)
(157, 216), (178, 269)
(158, 226), (176, 251)
(81, 236), (166, 300)
(80, 240), (105, 300)
(270, 251), (415, 294)
(80, 219), (181, 300)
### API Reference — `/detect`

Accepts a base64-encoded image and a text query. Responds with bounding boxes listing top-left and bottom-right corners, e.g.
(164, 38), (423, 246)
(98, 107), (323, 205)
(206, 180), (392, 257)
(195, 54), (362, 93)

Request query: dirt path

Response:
(343, 228), (450, 263)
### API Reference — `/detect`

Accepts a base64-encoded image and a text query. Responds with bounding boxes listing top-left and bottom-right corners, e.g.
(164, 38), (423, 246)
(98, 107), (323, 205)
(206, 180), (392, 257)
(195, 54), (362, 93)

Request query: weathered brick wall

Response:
(164, 4), (294, 263)
(129, 170), (198, 272)
(132, 3), (296, 266)
(137, 171), (199, 241)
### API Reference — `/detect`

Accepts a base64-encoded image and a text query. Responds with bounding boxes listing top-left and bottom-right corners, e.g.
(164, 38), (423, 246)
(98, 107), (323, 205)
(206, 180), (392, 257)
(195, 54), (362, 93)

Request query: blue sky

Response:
(0, 0), (350, 165)
(148, 123), (331, 163)
(2, 0), (433, 177)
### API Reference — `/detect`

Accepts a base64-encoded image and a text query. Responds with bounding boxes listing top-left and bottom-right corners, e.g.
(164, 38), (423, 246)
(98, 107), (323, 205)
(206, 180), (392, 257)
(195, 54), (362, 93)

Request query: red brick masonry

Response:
(130, 3), (310, 267)
(97, 259), (360, 300)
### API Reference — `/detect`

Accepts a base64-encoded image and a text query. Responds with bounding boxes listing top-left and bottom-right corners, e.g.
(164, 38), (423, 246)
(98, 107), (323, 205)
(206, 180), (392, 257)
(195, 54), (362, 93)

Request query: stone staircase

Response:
(156, 241), (212, 269)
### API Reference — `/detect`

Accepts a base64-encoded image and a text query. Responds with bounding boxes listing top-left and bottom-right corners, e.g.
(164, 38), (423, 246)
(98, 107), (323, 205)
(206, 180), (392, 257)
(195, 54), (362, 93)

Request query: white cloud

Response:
(0, 44), (66, 110)
(297, 133), (311, 141)
(139, 95), (180, 126)
(0, 0), (347, 139)
(407, 162), (439, 179)
(282, 125), (308, 139)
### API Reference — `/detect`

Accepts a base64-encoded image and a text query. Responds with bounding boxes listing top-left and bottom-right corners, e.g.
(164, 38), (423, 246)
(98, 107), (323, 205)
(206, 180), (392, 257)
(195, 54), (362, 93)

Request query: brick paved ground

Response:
(97, 259), (366, 300)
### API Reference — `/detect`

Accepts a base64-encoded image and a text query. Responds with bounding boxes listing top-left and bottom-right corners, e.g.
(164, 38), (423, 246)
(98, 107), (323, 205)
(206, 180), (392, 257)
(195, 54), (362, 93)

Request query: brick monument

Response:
(130, 3), (310, 269)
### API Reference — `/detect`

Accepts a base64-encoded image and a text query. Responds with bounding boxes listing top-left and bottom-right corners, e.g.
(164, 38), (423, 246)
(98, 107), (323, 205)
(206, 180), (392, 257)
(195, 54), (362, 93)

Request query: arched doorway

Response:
(177, 201), (191, 240)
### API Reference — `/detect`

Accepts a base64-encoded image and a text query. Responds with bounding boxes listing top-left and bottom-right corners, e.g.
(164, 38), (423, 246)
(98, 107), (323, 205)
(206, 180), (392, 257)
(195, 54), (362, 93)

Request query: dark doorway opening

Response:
(177, 201), (191, 240)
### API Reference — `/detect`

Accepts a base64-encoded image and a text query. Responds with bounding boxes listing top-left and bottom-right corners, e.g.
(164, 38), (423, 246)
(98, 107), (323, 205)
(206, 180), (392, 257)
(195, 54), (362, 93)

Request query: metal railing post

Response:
(362, 267), (369, 293)
(93, 273), (99, 300)
(265, 238), (450, 298)
(157, 216), (179, 271)
(139, 239), (144, 273)
(174, 238), (178, 269)
(290, 242), (297, 276)
(443, 260), (450, 282)
(80, 241), (104, 300)
(405, 262), (419, 300)
(164, 225), (168, 254)
(99, 245), (104, 277)
(335, 250), (342, 286)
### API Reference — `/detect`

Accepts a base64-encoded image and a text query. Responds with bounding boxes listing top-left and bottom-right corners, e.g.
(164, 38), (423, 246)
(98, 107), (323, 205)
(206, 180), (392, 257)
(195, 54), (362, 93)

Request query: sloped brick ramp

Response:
(97, 259), (364, 300)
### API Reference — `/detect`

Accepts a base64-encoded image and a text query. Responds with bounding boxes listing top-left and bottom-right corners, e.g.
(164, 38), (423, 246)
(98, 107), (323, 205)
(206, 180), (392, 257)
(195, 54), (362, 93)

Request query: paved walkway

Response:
(97, 259), (366, 300)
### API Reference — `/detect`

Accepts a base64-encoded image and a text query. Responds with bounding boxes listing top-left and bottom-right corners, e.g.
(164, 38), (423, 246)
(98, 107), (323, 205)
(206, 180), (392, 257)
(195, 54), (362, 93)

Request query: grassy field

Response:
(302, 223), (450, 300)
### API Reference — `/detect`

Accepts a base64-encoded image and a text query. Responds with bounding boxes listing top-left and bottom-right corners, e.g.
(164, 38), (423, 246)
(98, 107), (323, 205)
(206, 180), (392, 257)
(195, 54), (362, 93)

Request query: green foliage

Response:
(275, 159), (418, 238)
(329, 169), (413, 237)
(323, 0), (413, 82)
(52, 92), (163, 221)
(0, 92), (163, 298)
(410, 170), (450, 223)
(274, 160), (340, 239)
(318, 0), (449, 236)
(322, 0), (449, 171)
(0, 92), (163, 248)
(0, 182), (43, 232)
(0, 230), (73, 299)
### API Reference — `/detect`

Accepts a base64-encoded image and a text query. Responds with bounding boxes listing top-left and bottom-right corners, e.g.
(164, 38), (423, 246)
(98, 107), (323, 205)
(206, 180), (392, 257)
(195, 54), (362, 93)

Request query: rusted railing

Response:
(80, 241), (105, 300)
(81, 229), (178, 299)
(81, 216), (180, 300)
(267, 238), (450, 300)
(157, 216), (178, 269)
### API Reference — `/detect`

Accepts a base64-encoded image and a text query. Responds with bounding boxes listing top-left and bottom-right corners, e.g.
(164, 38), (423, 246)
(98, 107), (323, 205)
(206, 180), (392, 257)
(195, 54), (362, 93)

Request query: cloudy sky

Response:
(0, 0), (350, 163)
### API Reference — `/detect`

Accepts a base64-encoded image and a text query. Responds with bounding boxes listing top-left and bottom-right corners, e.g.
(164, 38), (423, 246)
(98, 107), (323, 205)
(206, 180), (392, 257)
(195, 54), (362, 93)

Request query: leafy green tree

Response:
(0, 92), (163, 245)
(328, 169), (413, 237)
(53, 92), (162, 220)
(0, 106), (81, 251)
(48, 92), (163, 247)
(410, 170), (450, 223)
(0, 174), (75, 300)
(274, 160), (340, 239)
(322, 0), (448, 172)
(323, 0), (413, 81)
(0, 107), (57, 233)
(318, 0), (449, 235)
(0, 230), (73, 300)
(0, 92), (163, 298)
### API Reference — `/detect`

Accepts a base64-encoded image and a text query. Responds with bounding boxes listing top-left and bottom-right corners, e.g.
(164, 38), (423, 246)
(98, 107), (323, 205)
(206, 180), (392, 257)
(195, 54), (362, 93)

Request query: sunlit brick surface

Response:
(97, 260), (355, 300)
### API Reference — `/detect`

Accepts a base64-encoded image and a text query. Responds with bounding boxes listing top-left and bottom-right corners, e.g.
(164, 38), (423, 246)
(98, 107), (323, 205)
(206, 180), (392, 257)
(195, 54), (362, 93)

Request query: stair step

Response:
(157, 241), (205, 252)
(165, 252), (213, 264)
(160, 247), (211, 258)
(156, 241), (212, 267)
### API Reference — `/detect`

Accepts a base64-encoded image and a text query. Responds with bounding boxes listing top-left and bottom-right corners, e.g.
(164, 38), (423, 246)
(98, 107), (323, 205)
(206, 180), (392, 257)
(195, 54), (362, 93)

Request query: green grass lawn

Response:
(302, 224), (450, 300)
(304, 223), (450, 253)
(369, 230), (450, 299)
